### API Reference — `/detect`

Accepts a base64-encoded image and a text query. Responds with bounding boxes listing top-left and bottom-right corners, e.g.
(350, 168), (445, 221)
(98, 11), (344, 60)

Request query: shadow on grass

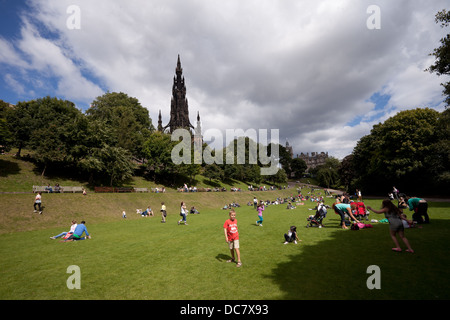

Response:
(0, 159), (21, 177)
(215, 253), (232, 262)
(265, 217), (450, 300)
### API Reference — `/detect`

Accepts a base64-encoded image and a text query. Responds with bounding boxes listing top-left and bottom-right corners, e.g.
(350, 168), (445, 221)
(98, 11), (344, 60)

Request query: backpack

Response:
(351, 223), (359, 230)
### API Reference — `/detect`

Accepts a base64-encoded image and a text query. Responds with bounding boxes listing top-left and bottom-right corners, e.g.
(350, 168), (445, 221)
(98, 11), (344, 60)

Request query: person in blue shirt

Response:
(61, 221), (91, 242)
(332, 199), (360, 229)
(407, 197), (429, 224)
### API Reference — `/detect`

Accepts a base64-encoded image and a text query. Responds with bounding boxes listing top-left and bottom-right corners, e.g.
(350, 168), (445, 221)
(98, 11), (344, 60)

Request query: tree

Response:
(8, 97), (87, 175)
(427, 9), (450, 106)
(98, 144), (135, 186)
(352, 108), (441, 194)
(87, 92), (154, 158)
(0, 100), (13, 152)
(290, 158), (307, 179)
(425, 108), (450, 189)
(269, 143), (293, 176)
(142, 131), (176, 180)
(5, 100), (33, 157)
(203, 163), (224, 182)
(314, 157), (341, 189)
(338, 155), (355, 192)
(268, 167), (288, 184)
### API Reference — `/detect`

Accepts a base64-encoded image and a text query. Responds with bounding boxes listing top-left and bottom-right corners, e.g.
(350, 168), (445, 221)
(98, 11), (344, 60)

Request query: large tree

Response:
(87, 92), (154, 159)
(290, 157), (307, 179)
(427, 9), (450, 106)
(8, 96), (87, 175)
(352, 108), (442, 194)
(0, 100), (13, 152)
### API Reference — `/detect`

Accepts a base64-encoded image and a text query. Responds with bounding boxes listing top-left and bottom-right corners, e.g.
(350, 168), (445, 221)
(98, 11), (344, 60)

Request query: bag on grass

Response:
(351, 223), (359, 230)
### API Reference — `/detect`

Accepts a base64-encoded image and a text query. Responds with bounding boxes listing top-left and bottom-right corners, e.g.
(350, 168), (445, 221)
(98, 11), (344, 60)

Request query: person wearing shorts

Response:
(223, 209), (242, 267)
(367, 200), (414, 253)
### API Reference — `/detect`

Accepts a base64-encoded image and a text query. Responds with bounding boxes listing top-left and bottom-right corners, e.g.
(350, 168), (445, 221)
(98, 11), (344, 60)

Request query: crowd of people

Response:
(41, 181), (431, 260)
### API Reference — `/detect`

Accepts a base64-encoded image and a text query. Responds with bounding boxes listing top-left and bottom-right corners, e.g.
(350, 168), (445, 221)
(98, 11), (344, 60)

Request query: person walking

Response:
(223, 209), (242, 267)
(367, 200), (414, 253)
(160, 202), (167, 223)
(256, 203), (264, 226)
(178, 201), (188, 225)
(33, 192), (43, 214)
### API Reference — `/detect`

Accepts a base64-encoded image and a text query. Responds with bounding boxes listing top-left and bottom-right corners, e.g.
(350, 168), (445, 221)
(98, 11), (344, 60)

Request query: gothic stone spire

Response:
(163, 55), (194, 133)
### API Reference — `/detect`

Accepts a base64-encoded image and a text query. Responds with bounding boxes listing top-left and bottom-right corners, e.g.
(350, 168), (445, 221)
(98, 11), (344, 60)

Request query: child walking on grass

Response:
(223, 209), (242, 267)
(256, 203), (264, 226)
(161, 202), (167, 223)
(178, 201), (188, 225)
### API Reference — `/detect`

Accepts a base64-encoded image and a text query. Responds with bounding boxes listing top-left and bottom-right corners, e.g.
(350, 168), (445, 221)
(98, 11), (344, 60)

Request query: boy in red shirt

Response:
(223, 209), (242, 267)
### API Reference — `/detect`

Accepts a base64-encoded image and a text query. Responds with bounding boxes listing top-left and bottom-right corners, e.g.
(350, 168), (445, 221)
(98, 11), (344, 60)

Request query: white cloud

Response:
(4, 73), (26, 95)
(1, 0), (448, 159)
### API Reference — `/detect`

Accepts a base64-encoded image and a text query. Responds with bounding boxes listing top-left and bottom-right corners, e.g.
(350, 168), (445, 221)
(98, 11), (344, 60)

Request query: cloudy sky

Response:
(0, 0), (448, 159)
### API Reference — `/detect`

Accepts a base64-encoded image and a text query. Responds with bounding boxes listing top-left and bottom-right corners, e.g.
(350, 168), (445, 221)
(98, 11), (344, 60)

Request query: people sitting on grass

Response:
(284, 226), (301, 244)
(50, 220), (77, 239)
(190, 206), (200, 214)
(286, 201), (296, 209)
(60, 221), (91, 242)
(142, 206), (153, 217)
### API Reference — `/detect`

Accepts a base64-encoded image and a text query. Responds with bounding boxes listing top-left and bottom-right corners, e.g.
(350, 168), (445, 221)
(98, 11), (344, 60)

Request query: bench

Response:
(94, 187), (134, 193)
(115, 187), (133, 193)
(134, 187), (149, 193)
(61, 186), (84, 193)
(33, 185), (84, 193)
(94, 187), (115, 193)
(33, 186), (49, 193)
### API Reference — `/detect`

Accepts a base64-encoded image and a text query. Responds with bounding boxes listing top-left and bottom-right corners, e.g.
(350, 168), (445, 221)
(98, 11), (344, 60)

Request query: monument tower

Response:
(159, 55), (197, 133)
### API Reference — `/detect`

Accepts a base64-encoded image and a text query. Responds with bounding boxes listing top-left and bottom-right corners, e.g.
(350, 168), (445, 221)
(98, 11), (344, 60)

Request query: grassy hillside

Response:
(0, 150), (288, 193)
(2, 151), (449, 301)
(0, 151), (302, 234)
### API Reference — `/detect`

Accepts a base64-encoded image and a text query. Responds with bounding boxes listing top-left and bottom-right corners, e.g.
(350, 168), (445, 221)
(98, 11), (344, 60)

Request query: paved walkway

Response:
(288, 182), (450, 202)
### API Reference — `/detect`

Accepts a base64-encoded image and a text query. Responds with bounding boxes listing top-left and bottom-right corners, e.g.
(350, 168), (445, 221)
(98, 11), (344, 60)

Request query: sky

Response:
(0, 0), (448, 159)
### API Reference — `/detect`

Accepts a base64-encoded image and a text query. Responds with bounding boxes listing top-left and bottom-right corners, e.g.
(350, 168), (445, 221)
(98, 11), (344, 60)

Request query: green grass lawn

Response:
(1, 152), (449, 301)
(1, 194), (449, 300)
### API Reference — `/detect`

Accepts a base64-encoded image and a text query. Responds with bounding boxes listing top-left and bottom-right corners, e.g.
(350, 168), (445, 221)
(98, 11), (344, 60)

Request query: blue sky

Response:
(0, 0), (448, 159)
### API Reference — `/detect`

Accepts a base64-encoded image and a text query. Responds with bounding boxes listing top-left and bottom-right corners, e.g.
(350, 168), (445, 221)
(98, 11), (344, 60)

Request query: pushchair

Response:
(352, 202), (369, 221)
(306, 204), (327, 228)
